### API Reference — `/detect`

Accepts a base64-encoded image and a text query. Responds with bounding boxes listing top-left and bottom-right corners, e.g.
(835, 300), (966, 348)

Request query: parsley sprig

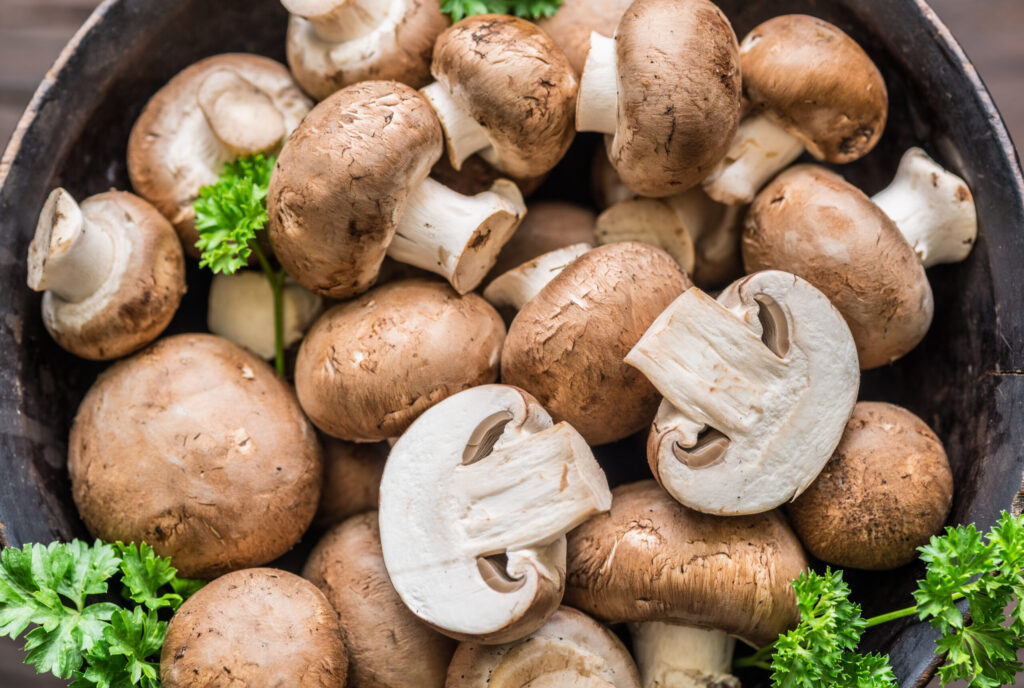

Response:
(441, 0), (564, 22)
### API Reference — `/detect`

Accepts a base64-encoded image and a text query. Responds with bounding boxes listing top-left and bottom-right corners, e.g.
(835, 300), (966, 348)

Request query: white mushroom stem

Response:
(576, 32), (619, 134)
(871, 147), (978, 268)
(389, 178), (526, 295)
(483, 243), (592, 311)
(702, 114), (804, 205)
(197, 69), (287, 157)
(421, 81), (493, 171)
(630, 622), (738, 688)
(27, 188), (114, 303)
(281, 0), (390, 42)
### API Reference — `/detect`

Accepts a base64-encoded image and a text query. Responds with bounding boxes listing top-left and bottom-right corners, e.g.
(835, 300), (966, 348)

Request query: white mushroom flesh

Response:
(630, 622), (738, 688)
(421, 81), (494, 171)
(576, 32), (619, 135)
(702, 113), (804, 206)
(483, 243), (593, 311)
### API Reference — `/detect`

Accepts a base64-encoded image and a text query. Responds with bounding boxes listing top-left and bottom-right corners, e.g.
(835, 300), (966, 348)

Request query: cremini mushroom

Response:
(431, 153), (546, 199)
(537, 0), (634, 75)
(314, 438), (389, 529)
(267, 81), (525, 298)
(294, 279), (505, 442)
(27, 188), (185, 360)
(592, 149), (635, 210)
(625, 270), (860, 515)
(502, 242), (690, 446)
(304, 512), (456, 688)
(787, 402), (954, 570)
(576, 0), (741, 197)
(488, 202), (597, 280)
(284, 0), (449, 100)
(128, 54), (312, 255)
(484, 244), (592, 313)
(379, 384), (612, 643)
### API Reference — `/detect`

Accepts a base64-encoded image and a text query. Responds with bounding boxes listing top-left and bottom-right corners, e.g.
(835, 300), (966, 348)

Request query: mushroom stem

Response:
(483, 244), (592, 311)
(871, 147), (978, 268)
(282, 0), (390, 42)
(197, 70), (287, 156)
(389, 177), (526, 294)
(421, 81), (493, 171)
(27, 188), (115, 303)
(630, 622), (738, 688)
(702, 114), (805, 205)
(576, 32), (619, 135)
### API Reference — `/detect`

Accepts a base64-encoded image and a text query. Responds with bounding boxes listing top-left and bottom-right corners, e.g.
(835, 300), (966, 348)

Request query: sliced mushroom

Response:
(27, 189), (185, 360)
(488, 202), (597, 280)
(625, 270), (860, 515)
(379, 385), (612, 643)
(483, 244), (593, 313)
(537, 0), (634, 75)
(314, 438), (389, 529)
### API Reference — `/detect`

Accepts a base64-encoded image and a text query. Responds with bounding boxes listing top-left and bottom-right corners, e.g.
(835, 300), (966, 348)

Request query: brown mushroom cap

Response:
(268, 81), (442, 299)
(565, 481), (807, 647)
(161, 568), (347, 688)
(430, 153), (546, 200)
(431, 15), (578, 179)
(314, 438), (388, 529)
(303, 512), (456, 688)
(537, 0), (634, 75)
(501, 242), (690, 446)
(488, 202), (597, 280)
(787, 402), (954, 570)
(295, 279), (505, 442)
(69, 334), (322, 579)
(743, 165), (934, 369)
(740, 15), (888, 163)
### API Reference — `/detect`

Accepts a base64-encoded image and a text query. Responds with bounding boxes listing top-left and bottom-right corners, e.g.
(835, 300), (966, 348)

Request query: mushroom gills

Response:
(674, 427), (729, 470)
(463, 411), (515, 465)
(755, 294), (790, 357)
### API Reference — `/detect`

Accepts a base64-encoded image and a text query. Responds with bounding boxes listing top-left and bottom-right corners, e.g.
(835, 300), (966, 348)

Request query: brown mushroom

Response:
(592, 148), (636, 210)
(484, 244), (593, 314)
(787, 402), (954, 570)
(431, 153), (546, 199)
(487, 202), (597, 280)
(536, 0), (634, 75)
(314, 438), (388, 529)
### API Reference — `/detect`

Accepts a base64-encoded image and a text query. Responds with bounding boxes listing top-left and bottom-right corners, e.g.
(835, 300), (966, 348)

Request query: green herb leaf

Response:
(115, 542), (202, 612)
(440, 0), (563, 22)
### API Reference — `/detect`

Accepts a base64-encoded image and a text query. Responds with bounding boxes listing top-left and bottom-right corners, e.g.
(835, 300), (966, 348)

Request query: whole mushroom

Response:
(314, 438), (389, 529)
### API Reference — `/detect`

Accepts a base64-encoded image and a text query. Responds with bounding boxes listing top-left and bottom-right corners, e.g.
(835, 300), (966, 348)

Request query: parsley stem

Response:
(251, 243), (286, 377)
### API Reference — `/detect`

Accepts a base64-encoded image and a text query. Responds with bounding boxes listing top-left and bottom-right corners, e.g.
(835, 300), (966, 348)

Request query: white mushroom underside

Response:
(483, 243), (593, 311)
(284, 0), (391, 42)
(595, 198), (696, 273)
(420, 81), (494, 171)
(288, 0), (406, 81)
(576, 32), (619, 135)
(630, 622), (737, 688)
(702, 114), (805, 206)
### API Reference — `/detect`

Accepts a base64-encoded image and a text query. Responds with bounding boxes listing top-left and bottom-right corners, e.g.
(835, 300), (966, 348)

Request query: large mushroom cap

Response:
(740, 15), (888, 163)
(69, 334), (322, 578)
(537, 0), (634, 75)
(565, 481), (807, 648)
(314, 438), (389, 529)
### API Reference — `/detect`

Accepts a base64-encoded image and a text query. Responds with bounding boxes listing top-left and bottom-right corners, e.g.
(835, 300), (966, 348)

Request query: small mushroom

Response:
(304, 512), (456, 688)
(536, 0), (634, 75)
(161, 568), (347, 688)
(27, 188), (185, 360)
(787, 402), (954, 570)
(625, 270), (860, 515)
(314, 438), (389, 529)
(295, 279), (505, 442)
(284, 0), (449, 100)
(128, 54), (312, 255)
(268, 81), (525, 298)
(576, 0), (741, 197)
(484, 244), (592, 313)
(420, 15), (578, 178)
(488, 202), (597, 280)
(379, 384), (612, 643)
(592, 149), (636, 210)
(744, 165), (935, 369)
(502, 242), (690, 446)
(445, 606), (641, 688)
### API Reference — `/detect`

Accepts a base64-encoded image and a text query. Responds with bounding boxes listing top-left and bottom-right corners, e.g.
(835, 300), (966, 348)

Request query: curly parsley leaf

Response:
(441, 0), (564, 22)
(116, 542), (202, 612)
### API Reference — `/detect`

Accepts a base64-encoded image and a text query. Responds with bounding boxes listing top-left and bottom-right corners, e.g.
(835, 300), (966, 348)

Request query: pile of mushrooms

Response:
(27, 0), (980, 685)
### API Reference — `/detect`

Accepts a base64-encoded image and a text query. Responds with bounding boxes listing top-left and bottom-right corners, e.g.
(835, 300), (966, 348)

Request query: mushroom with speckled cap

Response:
(314, 439), (389, 529)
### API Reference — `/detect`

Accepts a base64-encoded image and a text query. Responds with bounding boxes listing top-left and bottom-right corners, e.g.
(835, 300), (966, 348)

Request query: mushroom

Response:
(207, 270), (322, 360)
(488, 202), (597, 280)
(314, 438), (388, 529)
(743, 165), (934, 369)
(295, 279), (505, 442)
(419, 15), (578, 178)
(536, 0), (634, 75)
(128, 54), (312, 255)
(304, 512), (456, 688)
(592, 149), (636, 210)
(624, 270), (860, 515)
(787, 402), (954, 570)
(502, 242), (690, 446)
(483, 244), (592, 313)
(575, 0), (741, 197)
(69, 334), (323, 578)
(565, 481), (808, 688)
(162, 568), (347, 688)
(445, 606), (641, 688)
(703, 15), (888, 205)
(284, 0), (449, 101)
(267, 81), (526, 298)
(379, 384), (612, 643)
(431, 153), (546, 199)
(26, 188), (185, 360)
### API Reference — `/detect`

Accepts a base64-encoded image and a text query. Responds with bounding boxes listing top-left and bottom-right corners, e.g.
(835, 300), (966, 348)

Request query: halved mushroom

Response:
(445, 606), (640, 688)
(268, 81), (525, 298)
(379, 384), (612, 643)
(483, 244), (593, 313)
(537, 0), (634, 75)
(27, 189), (185, 360)
(625, 270), (860, 515)
(576, 0), (741, 197)
(488, 202), (597, 280)
(128, 54), (312, 255)
(284, 0), (449, 100)
(314, 438), (389, 529)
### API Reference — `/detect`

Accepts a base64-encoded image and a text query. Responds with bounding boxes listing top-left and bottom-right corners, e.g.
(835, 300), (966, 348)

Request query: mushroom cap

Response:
(488, 202), (597, 280)
(38, 190), (185, 360)
(445, 606), (641, 688)
(314, 438), (389, 529)
(787, 402), (954, 570)
(68, 334), (322, 578)
(537, 0), (634, 75)
(591, 149), (636, 210)
(740, 15), (888, 163)
(161, 568), (347, 688)
(743, 165), (934, 369)
(128, 54), (311, 255)
(267, 81), (443, 299)
(609, 0), (741, 197)
(431, 15), (578, 179)
(303, 513), (456, 688)
(295, 279), (505, 442)
(431, 153), (546, 199)
(501, 242), (690, 446)
(565, 481), (807, 648)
